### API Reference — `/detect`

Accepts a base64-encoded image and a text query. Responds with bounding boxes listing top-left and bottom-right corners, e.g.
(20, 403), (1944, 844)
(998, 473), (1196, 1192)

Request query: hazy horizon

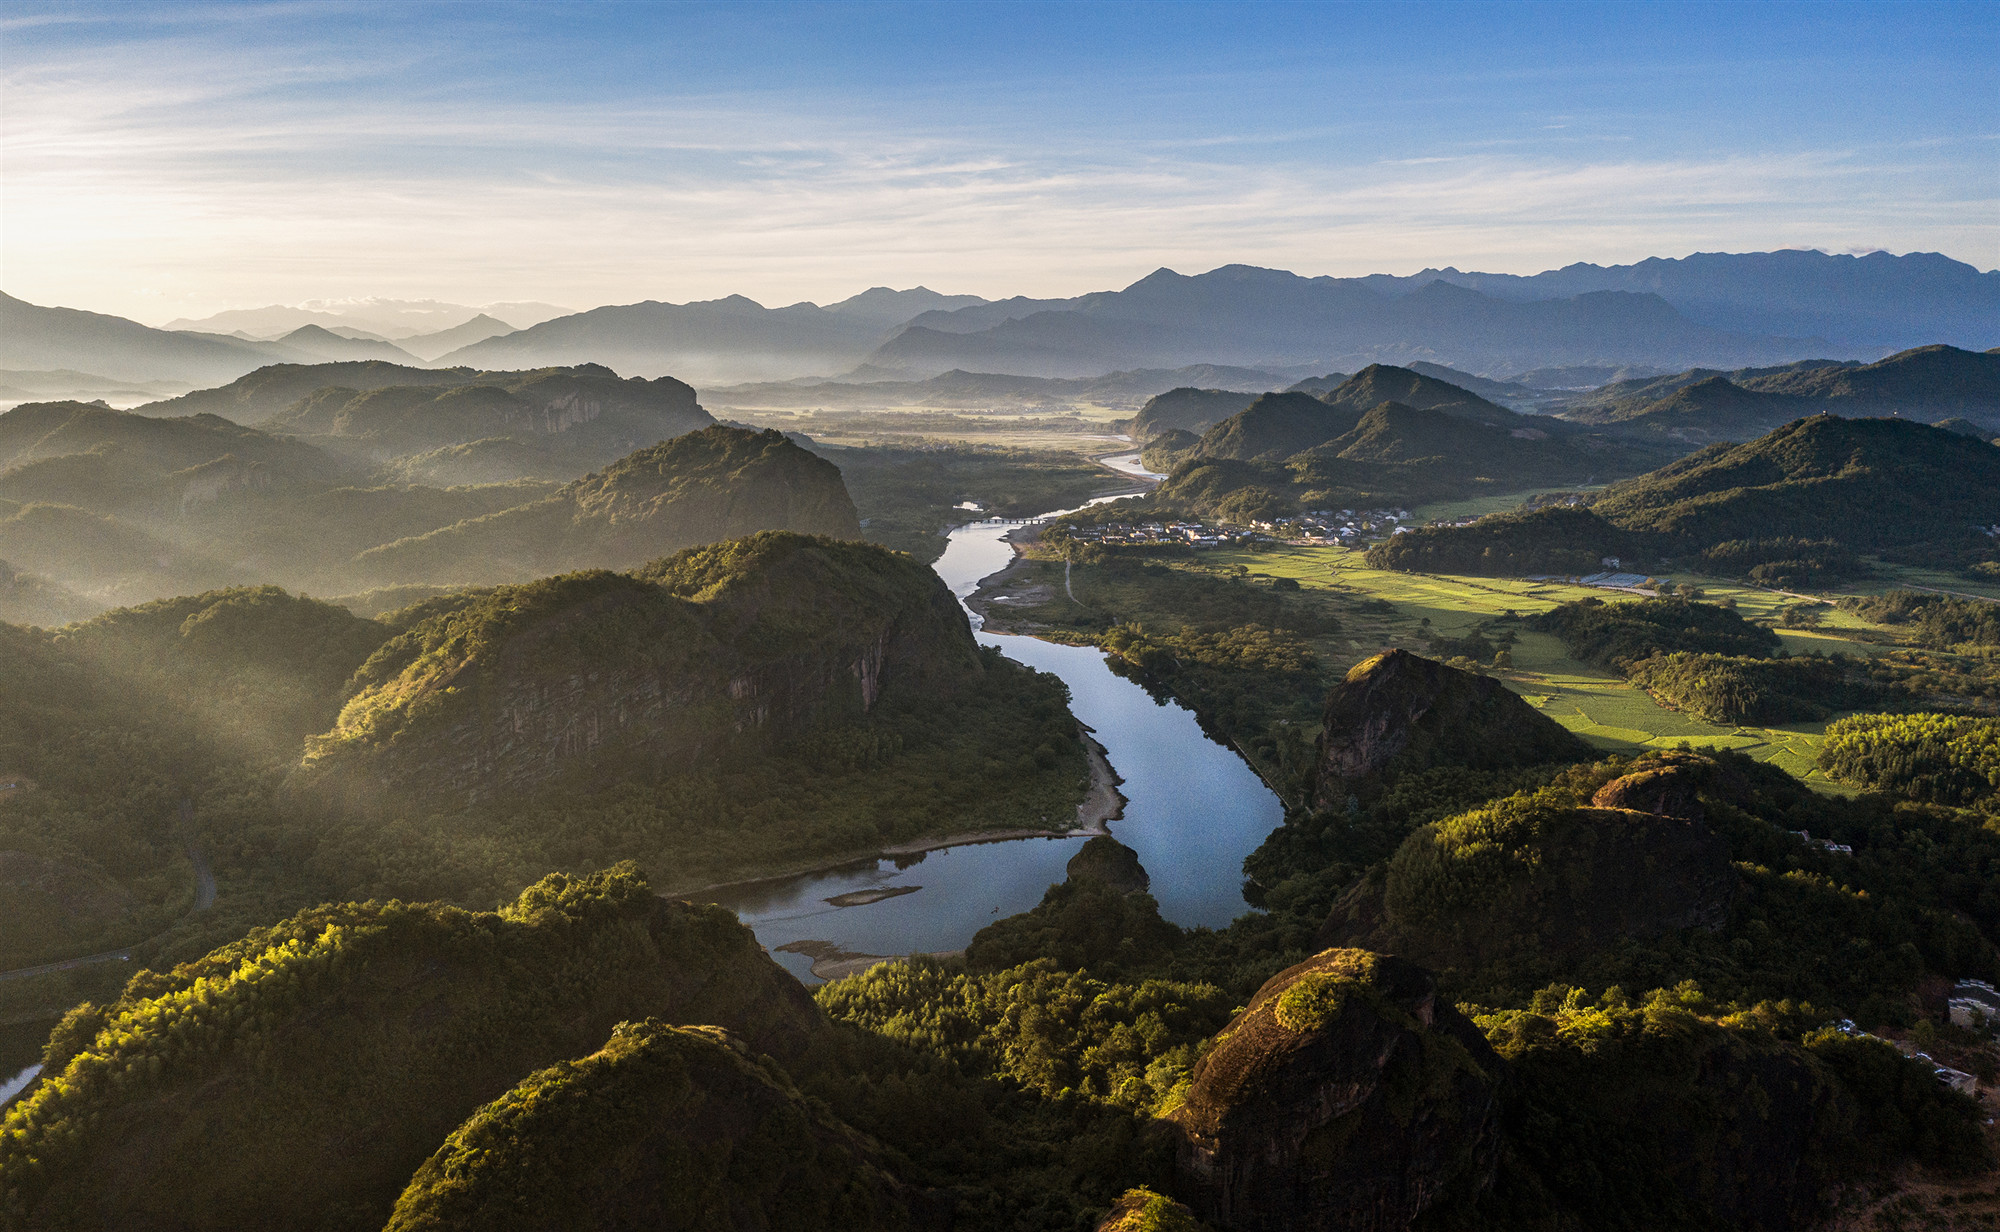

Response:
(16, 247), (1998, 334)
(4, 1), (1994, 324)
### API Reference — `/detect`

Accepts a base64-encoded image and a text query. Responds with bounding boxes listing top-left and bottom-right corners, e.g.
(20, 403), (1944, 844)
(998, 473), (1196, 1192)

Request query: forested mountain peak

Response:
(1322, 364), (1519, 426)
(310, 530), (968, 808)
(1562, 344), (2000, 441)
(0, 400), (338, 481)
(141, 360), (476, 421)
(1185, 391), (1364, 462)
(1591, 413), (2000, 548)
(2, 866), (822, 1231)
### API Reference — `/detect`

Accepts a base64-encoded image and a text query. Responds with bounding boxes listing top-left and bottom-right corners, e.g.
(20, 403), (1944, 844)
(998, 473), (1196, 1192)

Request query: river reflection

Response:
(706, 500), (1284, 983)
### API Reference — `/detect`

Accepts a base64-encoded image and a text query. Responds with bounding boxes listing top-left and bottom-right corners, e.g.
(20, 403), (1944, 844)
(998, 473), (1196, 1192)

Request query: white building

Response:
(1949, 979), (2000, 1030)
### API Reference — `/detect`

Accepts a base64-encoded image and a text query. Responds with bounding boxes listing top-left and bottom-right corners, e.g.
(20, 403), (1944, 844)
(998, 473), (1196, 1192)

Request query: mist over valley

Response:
(4, 4), (1997, 1230)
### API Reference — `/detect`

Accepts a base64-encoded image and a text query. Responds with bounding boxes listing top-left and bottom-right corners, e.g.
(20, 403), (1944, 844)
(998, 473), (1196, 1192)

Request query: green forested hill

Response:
(138, 360), (471, 420)
(1320, 362), (1519, 426)
(1, 866), (824, 1232)
(0, 401), (548, 612)
(0, 408), (852, 610)
(7, 658), (2000, 1228)
(1314, 399), (1535, 464)
(0, 496), (238, 606)
(308, 531), (968, 809)
(259, 364), (714, 481)
(1564, 375), (1799, 442)
(1183, 391), (1362, 461)
(1183, 365), (1518, 464)
(1589, 414), (2000, 548)
(0, 530), (1091, 973)
(346, 426), (863, 586)
(1129, 386), (1259, 439)
(1149, 364), (1672, 519)
(1562, 345), (2000, 442)
(1373, 414), (2000, 579)
(0, 588), (396, 969)
(0, 400), (340, 483)
(386, 1020), (927, 1232)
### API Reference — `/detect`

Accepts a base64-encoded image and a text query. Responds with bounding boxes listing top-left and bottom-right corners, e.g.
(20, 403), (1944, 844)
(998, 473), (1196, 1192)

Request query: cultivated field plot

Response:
(1211, 545), (1851, 785)
(1407, 485), (1606, 525)
(722, 406), (1140, 454)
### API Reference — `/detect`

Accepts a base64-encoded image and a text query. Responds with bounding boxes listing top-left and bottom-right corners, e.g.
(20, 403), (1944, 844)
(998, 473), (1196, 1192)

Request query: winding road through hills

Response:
(0, 799), (214, 984)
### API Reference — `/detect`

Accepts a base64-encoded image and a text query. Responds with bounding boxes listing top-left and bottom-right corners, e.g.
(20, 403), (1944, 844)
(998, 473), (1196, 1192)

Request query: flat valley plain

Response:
(931, 416), (2000, 794)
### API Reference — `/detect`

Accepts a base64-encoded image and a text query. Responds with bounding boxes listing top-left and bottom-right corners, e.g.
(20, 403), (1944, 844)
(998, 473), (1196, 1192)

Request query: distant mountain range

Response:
(163, 298), (571, 339)
(1141, 364), (1678, 521)
(1351, 249), (1998, 353)
(439, 287), (989, 384)
(860, 265), (1826, 380)
(0, 390), (780, 616)
(7, 250), (1993, 392)
(137, 360), (715, 483)
(1, 293), (313, 385)
(1555, 345), (2000, 442)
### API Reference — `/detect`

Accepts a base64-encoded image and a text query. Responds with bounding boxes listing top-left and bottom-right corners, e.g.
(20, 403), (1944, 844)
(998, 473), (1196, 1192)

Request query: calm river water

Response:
(708, 478), (1282, 983)
(0, 1064), (41, 1108)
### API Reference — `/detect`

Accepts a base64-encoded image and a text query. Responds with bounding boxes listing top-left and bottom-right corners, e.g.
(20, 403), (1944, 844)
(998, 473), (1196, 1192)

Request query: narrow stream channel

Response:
(708, 481), (1283, 984)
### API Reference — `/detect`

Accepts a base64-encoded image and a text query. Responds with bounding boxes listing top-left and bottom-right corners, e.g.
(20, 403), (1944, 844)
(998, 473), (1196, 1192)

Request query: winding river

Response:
(709, 473), (1284, 983)
(0, 1064), (40, 1108)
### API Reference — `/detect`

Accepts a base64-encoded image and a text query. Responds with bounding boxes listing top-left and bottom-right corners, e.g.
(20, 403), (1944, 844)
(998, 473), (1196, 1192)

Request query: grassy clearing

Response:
(1206, 544), (1851, 785)
(1849, 560), (2000, 602)
(1407, 485), (1605, 525)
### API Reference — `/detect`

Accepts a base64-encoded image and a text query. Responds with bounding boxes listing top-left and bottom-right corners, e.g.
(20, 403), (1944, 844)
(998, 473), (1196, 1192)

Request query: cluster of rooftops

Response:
(1249, 508), (1416, 544)
(1058, 520), (1274, 548)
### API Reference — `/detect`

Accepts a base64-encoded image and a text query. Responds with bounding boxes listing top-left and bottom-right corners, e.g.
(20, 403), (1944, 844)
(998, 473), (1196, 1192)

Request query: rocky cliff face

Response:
(301, 533), (979, 811)
(1312, 650), (1588, 809)
(1168, 949), (1501, 1232)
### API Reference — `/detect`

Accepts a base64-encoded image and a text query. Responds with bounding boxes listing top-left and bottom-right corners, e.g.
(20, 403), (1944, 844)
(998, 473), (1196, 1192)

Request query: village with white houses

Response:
(1058, 508), (1418, 550)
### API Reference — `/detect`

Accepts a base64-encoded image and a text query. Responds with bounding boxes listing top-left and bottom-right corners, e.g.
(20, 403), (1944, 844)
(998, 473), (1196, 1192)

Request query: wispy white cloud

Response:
(3, 5), (1994, 321)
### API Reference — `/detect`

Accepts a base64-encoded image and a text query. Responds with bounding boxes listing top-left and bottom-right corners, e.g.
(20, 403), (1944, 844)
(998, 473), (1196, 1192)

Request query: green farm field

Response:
(720, 405), (1140, 454)
(1407, 485), (1606, 525)
(1208, 544), (1863, 786)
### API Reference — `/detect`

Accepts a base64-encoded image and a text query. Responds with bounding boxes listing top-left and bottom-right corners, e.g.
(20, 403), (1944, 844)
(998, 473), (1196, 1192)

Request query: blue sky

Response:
(3, 0), (1994, 321)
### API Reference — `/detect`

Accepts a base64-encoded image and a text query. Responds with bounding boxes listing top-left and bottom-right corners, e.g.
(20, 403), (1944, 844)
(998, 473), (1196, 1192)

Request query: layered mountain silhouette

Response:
(13, 251), (1992, 392)
(267, 324), (422, 364)
(1146, 365), (1675, 519)
(163, 298), (569, 338)
(141, 361), (713, 479)
(441, 287), (988, 384)
(1353, 248), (1998, 352)
(1559, 345), (2000, 442)
(346, 426), (861, 587)
(0, 368), (734, 609)
(1, 293), (315, 385)
(396, 314), (517, 361)
(863, 266), (1819, 379)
